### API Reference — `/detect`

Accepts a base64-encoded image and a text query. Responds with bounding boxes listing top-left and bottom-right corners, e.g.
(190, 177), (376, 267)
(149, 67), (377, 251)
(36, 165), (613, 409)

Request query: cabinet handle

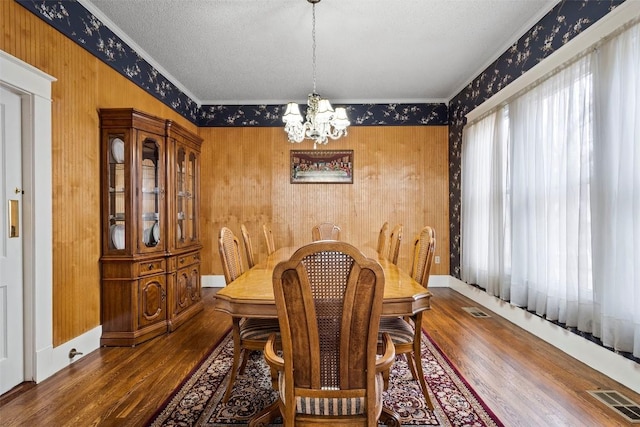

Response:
(161, 287), (166, 301)
(148, 264), (154, 270)
(179, 257), (185, 264)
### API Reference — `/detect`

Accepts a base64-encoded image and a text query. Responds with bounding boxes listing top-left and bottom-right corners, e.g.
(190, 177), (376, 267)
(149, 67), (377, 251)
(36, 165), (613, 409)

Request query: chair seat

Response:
(239, 318), (280, 341)
(378, 317), (415, 344)
(277, 372), (384, 416)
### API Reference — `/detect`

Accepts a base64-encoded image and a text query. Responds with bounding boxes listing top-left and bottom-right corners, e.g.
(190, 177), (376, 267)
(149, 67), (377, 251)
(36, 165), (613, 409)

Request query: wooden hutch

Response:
(99, 108), (203, 346)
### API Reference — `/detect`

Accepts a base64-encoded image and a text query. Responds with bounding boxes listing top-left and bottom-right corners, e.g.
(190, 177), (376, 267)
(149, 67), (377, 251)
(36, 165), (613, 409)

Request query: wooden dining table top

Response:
(213, 245), (432, 318)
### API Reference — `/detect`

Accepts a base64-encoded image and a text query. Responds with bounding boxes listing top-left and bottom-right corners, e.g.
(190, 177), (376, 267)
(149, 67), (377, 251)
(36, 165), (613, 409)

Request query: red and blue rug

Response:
(148, 330), (503, 426)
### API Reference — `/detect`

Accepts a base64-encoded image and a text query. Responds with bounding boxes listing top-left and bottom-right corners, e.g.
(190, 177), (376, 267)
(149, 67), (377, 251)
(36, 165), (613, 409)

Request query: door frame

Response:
(0, 50), (55, 383)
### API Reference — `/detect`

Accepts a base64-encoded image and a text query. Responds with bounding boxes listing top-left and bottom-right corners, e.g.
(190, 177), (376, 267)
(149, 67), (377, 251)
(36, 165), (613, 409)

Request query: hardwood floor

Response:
(1, 287), (638, 426)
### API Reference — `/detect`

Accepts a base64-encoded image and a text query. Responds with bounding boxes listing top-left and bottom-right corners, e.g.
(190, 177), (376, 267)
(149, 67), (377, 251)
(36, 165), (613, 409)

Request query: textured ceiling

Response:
(81, 0), (558, 105)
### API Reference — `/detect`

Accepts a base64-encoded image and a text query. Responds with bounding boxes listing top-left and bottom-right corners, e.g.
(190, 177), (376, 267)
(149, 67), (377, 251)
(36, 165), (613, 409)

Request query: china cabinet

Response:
(166, 120), (203, 331)
(99, 109), (203, 346)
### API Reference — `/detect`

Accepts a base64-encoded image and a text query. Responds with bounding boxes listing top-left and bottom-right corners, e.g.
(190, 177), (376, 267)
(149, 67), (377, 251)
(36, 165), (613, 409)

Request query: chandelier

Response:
(283, 0), (349, 149)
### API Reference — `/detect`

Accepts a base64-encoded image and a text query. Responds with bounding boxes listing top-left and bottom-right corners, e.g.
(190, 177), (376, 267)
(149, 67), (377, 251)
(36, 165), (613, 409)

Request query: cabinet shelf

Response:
(142, 212), (160, 221)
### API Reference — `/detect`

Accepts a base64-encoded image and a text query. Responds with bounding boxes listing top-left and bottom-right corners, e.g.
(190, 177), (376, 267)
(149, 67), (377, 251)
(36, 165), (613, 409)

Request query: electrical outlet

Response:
(434, 256), (440, 264)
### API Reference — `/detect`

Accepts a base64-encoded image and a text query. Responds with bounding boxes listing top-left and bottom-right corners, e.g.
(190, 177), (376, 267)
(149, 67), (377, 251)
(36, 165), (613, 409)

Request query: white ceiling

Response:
(81, 0), (558, 106)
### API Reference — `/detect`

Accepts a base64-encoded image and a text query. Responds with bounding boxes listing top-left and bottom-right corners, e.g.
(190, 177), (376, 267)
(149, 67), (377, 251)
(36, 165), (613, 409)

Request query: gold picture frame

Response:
(290, 150), (354, 184)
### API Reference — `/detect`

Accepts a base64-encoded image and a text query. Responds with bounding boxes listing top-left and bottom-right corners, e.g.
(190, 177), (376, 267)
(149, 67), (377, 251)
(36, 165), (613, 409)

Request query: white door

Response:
(0, 85), (24, 395)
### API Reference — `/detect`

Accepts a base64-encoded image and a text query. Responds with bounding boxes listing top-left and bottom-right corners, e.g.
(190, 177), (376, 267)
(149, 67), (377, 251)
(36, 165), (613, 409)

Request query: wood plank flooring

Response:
(1, 288), (638, 426)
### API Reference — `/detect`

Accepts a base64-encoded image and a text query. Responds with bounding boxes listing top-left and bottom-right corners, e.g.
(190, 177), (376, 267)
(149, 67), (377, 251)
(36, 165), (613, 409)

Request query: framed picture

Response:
(290, 150), (354, 184)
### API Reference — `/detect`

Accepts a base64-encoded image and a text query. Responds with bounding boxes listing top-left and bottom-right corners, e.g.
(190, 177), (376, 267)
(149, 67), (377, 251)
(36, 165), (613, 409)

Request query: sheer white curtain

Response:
(591, 22), (640, 357)
(461, 108), (511, 299)
(461, 20), (640, 358)
(508, 55), (594, 330)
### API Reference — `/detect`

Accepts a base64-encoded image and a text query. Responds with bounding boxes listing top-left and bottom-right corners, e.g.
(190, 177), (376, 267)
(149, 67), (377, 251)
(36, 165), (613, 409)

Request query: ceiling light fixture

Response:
(283, 0), (349, 149)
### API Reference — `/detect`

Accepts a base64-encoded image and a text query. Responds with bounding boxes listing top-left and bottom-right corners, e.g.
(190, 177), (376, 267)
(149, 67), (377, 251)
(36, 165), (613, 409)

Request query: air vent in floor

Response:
(461, 306), (491, 318)
(587, 390), (640, 423)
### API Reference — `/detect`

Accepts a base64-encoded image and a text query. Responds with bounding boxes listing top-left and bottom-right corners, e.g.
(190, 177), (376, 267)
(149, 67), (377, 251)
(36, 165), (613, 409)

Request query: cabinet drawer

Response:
(176, 252), (200, 268)
(139, 259), (166, 276)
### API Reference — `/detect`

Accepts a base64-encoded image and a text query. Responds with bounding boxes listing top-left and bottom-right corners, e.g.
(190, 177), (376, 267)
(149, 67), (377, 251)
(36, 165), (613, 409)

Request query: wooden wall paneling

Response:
(50, 19), (102, 345)
(199, 126), (449, 277)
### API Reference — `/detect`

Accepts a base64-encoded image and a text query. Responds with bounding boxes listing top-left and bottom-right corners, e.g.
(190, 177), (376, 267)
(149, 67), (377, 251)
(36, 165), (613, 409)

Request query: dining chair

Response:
(218, 226), (280, 403)
(379, 225), (436, 409)
(264, 240), (398, 426)
(263, 223), (276, 255)
(240, 224), (256, 268)
(376, 221), (389, 256)
(311, 222), (341, 241)
(387, 223), (403, 265)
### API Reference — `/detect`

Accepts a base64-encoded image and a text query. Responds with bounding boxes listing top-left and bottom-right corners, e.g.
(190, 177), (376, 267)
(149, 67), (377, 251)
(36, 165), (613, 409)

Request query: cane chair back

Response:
(387, 224), (403, 265)
(218, 227), (244, 283)
(264, 241), (396, 426)
(410, 226), (436, 289)
(311, 222), (341, 241)
(218, 226), (280, 403)
(379, 226), (436, 410)
(263, 224), (276, 255)
(376, 222), (389, 255)
(240, 224), (256, 268)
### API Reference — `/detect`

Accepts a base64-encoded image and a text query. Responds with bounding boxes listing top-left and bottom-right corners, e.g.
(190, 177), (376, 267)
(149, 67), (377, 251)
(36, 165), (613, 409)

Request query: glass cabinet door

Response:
(187, 151), (197, 242)
(107, 133), (126, 251)
(176, 146), (198, 247)
(176, 147), (186, 244)
(139, 136), (164, 252)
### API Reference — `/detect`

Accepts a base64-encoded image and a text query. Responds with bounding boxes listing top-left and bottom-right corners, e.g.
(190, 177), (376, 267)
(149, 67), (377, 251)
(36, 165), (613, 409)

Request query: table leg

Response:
(248, 401), (281, 427)
(380, 406), (401, 427)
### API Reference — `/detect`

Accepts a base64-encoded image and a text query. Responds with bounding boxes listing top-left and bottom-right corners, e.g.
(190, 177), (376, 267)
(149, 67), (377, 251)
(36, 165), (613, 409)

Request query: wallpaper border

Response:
(14, 0), (447, 127)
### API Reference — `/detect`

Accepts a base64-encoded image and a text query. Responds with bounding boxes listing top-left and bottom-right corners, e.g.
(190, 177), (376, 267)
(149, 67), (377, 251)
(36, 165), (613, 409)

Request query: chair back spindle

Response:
(312, 222), (341, 241)
(387, 224), (403, 265)
(240, 224), (256, 268)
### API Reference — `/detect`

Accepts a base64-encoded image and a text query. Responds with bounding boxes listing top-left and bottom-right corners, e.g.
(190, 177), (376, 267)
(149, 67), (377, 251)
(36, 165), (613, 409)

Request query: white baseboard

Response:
(427, 275), (449, 288)
(202, 275), (226, 288)
(444, 276), (640, 394)
(35, 325), (102, 383)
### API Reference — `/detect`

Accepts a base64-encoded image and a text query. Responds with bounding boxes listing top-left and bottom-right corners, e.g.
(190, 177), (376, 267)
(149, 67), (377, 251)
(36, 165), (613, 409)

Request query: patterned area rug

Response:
(148, 330), (503, 426)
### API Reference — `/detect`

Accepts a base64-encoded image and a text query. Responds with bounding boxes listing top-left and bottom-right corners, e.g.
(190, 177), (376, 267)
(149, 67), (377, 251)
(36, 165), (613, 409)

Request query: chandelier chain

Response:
(312, 2), (317, 94)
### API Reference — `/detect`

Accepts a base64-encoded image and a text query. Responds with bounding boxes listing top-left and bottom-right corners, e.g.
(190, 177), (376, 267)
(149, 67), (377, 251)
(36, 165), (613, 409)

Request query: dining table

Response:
(212, 244), (432, 426)
(213, 245), (432, 319)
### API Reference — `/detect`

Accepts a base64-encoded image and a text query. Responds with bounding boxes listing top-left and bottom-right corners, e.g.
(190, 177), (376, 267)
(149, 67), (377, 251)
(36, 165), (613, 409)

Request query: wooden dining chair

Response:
(240, 224), (256, 268)
(379, 226), (436, 409)
(218, 226), (280, 403)
(263, 223), (276, 255)
(376, 221), (389, 256)
(264, 241), (398, 426)
(311, 222), (341, 241)
(387, 223), (403, 265)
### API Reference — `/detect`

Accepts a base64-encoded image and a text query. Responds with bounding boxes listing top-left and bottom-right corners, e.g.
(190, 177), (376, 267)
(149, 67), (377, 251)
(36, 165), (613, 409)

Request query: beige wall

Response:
(2, 0), (448, 347)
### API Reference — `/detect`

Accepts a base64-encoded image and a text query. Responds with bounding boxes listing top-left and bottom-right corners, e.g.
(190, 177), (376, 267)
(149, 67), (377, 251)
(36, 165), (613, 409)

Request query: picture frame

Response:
(290, 150), (354, 184)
